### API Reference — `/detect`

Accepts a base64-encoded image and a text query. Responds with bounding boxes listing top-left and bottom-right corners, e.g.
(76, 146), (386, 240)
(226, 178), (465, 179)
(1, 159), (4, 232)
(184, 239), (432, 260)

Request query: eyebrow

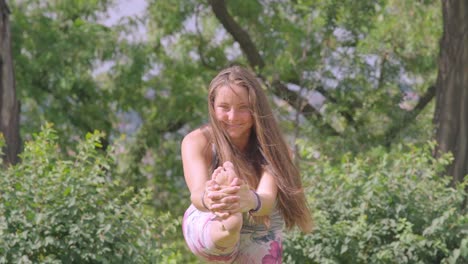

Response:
(216, 102), (249, 106)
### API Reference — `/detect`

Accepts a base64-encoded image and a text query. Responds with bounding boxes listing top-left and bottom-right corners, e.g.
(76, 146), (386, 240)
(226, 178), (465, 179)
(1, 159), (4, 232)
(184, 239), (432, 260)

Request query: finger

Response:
(212, 200), (240, 211)
(220, 196), (240, 204)
(210, 203), (228, 210)
(206, 182), (220, 192)
(208, 191), (230, 200)
(219, 186), (240, 194)
(207, 184), (221, 191)
(220, 205), (241, 214)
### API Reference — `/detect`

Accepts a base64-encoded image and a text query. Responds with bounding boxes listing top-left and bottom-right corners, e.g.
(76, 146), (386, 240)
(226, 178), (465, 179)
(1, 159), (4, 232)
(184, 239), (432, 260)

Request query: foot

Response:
(213, 162), (236, 187)
(212, 163), (242, 233)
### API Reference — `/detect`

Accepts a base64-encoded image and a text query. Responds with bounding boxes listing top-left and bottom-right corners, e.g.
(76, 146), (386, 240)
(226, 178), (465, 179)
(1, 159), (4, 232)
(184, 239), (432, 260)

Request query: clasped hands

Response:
(203, 161), (254, 219)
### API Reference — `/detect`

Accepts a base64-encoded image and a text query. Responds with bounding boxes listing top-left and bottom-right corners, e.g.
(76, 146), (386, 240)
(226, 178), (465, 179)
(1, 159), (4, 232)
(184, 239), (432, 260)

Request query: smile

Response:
(225, 124), (242, 128)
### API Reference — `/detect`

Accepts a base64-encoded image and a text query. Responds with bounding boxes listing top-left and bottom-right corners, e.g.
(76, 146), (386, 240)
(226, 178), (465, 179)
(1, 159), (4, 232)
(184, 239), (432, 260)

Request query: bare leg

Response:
(209, 164), (243, 248)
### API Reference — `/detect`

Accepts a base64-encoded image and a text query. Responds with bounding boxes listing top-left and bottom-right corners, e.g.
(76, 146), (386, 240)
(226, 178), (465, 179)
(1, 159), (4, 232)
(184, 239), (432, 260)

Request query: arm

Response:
(181, 130), (211, 212)
(250, 169), (278, 216)
(212, 168), (277, 216)
(181, 130), (240, 212)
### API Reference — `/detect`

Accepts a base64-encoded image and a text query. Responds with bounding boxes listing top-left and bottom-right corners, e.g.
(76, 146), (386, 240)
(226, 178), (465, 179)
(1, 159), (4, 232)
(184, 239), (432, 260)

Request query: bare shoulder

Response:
(181, 126), (212, 158)
(181, 127), (213, 192)
(182, 128), (208, 148)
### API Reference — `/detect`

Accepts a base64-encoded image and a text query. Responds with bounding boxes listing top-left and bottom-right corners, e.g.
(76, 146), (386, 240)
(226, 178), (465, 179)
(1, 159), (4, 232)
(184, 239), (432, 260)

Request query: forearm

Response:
(249, 190), (276, 216)
(190, 187), (210, 212)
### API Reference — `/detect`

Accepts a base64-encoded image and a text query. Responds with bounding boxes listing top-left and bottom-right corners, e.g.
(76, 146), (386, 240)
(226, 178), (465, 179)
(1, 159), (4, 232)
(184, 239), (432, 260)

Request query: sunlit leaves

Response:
(358, 0), (442, 82)
(6, 1), (451, 261)
(147, 0), (198, 37)
(10, 0), (120, 144)
(284, 143), (467, 263)
(0, 125), (185, 263)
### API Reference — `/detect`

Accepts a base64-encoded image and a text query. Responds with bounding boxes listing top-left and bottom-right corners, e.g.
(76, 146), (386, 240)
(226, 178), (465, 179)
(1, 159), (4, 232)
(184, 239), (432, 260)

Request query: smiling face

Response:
(213, 84), (254, 149)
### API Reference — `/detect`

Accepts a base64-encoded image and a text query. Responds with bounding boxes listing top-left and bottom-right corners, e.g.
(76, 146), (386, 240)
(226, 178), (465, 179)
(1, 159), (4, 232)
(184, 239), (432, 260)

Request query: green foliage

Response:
(6, 0), (460, 262)
(11, 0), (444, 197)
(147, 0), (197, 37)
(284, 143), (467, 263)
(10, 0), (120, 145)
(0, 124), (187, 263)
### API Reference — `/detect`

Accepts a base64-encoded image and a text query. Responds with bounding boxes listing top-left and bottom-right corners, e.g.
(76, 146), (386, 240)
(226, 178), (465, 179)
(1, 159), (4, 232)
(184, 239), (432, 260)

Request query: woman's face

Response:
(214, 84), (253, 144)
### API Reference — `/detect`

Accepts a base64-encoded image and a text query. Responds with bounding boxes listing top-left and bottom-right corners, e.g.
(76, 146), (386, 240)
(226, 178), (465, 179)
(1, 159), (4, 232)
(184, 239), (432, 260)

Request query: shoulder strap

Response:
(211, 145), (220, 172)
(199, 125), (219, 173)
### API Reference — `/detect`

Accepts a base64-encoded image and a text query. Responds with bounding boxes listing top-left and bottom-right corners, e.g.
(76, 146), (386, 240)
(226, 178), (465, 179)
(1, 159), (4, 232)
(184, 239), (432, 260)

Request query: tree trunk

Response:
(434, 0), (468, 183)
(0, 0), (20, 165)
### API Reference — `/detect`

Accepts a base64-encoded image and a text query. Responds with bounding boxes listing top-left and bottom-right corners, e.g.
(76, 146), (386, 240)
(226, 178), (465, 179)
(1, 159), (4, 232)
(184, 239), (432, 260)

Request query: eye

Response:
(217, 104), (229, 111)
(239, 105), (250, 111)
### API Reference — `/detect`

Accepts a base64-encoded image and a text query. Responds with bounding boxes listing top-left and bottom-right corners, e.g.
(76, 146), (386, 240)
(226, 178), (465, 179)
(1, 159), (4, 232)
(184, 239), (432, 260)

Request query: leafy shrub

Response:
(0, 124), (184, 263)
(284, 143), (467, 264)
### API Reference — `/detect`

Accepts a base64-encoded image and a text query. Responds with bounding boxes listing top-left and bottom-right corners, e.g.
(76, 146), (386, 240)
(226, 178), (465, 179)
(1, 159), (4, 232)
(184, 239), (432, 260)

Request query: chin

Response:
(226, 131), (240, 138)
(228, 130), (249, 139)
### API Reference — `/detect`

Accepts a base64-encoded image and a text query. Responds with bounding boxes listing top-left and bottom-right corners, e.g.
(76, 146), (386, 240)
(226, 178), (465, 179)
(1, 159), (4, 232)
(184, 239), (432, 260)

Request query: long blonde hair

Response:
(207, 65), (313, 232)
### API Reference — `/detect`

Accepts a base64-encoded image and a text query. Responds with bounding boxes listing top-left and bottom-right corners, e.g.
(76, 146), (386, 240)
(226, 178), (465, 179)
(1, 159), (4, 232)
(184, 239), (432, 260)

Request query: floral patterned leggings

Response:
(182, 204), (284, 263)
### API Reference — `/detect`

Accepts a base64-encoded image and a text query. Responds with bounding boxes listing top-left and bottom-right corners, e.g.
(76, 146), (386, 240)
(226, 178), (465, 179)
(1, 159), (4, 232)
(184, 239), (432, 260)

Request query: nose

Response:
(227, 108), (237, 122)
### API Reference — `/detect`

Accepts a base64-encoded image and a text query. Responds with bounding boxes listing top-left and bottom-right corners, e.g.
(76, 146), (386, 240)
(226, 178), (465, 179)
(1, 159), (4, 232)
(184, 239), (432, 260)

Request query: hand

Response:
(210, 179), (256, 216)
(236, 180), (256, 213)
(202, 179), (219, 210)
(203, 166), (240, 217)
(207, 162), (241, 218)
(208, 179), (242, 217)
(209, 162), (256, 215)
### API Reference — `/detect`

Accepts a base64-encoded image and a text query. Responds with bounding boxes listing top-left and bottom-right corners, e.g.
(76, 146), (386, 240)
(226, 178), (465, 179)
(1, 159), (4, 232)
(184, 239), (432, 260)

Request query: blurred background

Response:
(0, 0), (466, 263)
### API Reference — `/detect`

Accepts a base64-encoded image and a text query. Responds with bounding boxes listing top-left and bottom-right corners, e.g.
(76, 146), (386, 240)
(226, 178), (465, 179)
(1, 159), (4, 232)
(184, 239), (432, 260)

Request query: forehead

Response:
(214, 85), (249, 104)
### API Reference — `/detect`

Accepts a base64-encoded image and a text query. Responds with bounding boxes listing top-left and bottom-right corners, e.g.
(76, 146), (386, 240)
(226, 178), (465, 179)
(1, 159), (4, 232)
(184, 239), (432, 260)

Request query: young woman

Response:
(182, 66), (313, 263)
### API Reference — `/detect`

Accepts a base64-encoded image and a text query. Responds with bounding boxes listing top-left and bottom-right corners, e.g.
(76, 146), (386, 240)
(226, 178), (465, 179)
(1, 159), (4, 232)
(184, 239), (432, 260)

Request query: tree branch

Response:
(194, 5), (217, 71)
(208, 0), (341, 135)
(315, 86), (357, 125)
(208, 0), (264, 69)
(380, 85), (436, 147)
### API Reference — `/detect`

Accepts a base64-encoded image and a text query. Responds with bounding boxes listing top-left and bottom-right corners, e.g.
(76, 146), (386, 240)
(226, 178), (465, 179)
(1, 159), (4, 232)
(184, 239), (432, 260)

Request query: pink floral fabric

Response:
(262, 241), (282, 264)
(183, 204), (284, 263)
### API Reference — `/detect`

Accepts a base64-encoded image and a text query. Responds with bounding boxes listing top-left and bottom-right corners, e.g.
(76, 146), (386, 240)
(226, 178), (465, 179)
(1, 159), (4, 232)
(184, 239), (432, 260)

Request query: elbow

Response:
(190, 193), (198, 205)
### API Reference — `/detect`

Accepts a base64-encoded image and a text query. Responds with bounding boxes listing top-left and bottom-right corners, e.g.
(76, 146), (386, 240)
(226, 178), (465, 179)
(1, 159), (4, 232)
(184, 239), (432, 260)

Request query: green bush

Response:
(0, 124), (184, 263)
(284, 143), (467, 264)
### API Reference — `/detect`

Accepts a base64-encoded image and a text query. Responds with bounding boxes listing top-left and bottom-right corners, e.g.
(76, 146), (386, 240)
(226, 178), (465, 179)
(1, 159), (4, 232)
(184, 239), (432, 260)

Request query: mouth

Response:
(225, 123), (242, 129)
